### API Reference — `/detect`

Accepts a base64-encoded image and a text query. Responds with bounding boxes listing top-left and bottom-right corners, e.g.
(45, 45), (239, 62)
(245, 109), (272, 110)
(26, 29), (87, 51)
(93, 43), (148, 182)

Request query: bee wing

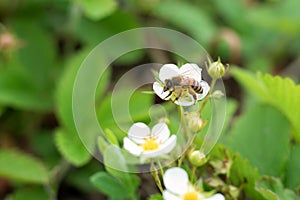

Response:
(179, 63), (202, 81)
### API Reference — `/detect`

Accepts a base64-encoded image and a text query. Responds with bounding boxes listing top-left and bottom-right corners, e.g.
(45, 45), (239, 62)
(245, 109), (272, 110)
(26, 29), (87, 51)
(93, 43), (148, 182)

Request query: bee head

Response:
(163, 79), (173, 92)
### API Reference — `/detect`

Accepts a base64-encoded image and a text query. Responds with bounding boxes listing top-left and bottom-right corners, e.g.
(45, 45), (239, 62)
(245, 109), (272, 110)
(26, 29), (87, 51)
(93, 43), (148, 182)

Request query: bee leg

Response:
(174, 87), (182, 101)
(188, 88), (197, 104)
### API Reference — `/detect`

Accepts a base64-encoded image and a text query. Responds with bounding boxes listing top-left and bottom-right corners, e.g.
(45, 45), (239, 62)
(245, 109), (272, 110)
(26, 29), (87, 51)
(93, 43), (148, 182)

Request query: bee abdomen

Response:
(191, 81), (203, 94)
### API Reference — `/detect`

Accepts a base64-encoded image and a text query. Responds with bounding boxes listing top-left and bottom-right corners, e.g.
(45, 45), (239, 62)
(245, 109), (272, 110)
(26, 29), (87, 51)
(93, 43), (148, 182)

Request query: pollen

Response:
(141, 138), (159, 150)
(183, 191), (199, 200)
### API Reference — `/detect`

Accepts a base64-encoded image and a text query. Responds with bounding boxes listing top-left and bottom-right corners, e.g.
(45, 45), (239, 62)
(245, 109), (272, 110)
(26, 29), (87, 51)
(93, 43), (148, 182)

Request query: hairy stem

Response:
(45, 159), (71, 199)
(178, 106), (197, 167)
(150, 159), (163, 193)
(191, 166), (197, 183)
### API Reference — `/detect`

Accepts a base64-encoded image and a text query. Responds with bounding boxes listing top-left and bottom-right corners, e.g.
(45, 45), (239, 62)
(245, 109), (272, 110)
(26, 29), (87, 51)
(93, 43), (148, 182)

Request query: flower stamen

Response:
(141, 138), (159, 150)
(183, 191), (199, 200)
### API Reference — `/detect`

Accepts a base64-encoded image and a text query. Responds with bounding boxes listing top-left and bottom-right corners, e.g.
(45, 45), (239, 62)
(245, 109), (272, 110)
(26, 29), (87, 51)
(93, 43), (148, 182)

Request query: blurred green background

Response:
(0, 0), (300, 199)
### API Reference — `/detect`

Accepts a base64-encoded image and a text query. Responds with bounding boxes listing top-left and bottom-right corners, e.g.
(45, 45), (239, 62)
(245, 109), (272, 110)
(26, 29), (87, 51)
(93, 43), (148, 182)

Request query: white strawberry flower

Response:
(153, 63), (210, 106)
(163, 167), (225, 200)
(123, 122), (176, 159)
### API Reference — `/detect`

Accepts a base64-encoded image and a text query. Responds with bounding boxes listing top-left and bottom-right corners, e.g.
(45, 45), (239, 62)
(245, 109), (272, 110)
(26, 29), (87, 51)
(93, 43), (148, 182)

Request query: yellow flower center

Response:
(141, 138), (159, 150)
(183, 191), (199, 200)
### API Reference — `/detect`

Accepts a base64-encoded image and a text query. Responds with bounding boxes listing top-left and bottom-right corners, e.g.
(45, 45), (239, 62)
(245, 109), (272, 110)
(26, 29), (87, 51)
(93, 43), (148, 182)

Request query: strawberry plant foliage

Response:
(0, 149), (49, 184)
(231, 67), (300, 142)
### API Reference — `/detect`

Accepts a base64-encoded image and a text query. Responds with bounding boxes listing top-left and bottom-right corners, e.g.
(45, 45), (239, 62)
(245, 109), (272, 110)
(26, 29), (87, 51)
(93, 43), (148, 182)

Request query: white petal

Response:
(160, 135), (177, 154)
(141, 149), (162, 158)
(153, 82), (172, 100)
(159, 64), (180, 82)
(197, 81), (210, 100)
(128, 122), (150, 144)
(206, 193), (225, 200)
(179, 63), (202, 81)
(163, 191), (182, 200)
(141, 135), (176, 158)
(163, 167), (188, 195)
(152, 122), (170, 143)
(175, 94), (195, 107)
(123, 137), (143, 156)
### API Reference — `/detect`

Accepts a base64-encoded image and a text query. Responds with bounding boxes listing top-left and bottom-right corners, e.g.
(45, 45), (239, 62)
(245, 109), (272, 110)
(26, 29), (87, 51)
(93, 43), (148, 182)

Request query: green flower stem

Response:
(191, 166), (197, 183)
(156, 159), (165, 178)
(44, 183), (56, 200)
(150, 159), (164, 193)
(45, 159), (71, 199)
(199, 78), (217, 113)
(178, 133), (196, 167)
(178, 106), (197, 167)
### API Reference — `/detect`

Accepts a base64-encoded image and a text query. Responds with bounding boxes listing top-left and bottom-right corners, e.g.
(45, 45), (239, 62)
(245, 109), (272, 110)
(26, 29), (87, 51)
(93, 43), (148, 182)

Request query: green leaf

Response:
(210, 144), (263, 199)
(103, 145), (128, 173)
(31, 131), (60, 168)
(230, 67), (265, 97)
(194, 98), (238, 151)
(55, 50), (110, 166)
(54, 129), (91, 166)
(248, 0), (300, 35)
(231, 153), (263, 199)
(5, 186), (50, 200)
(79, 0), (117, 21)
(74, 10), (143, 64)
(76, 11), (140, 47)
(284, 145), (300, 189)
(103, 145), (140, 195)
(226, 105), (290, 177)
(97, 90), (153, 140)
(231, 67), (300, 142)
(66, 161), (102, 192)
(212, 0), (248, 32)
(104, 129), (119, 146)
(56, 50), (110, 132)
(256, 187), (279, 200)
(57, 50), (95, 133)
(55, 51), (94, 166)
(201, 98), (238, 133)
(90, 172), (131, 199)
(256, 177), (299, 200)
(0, 17), (59, 111)
(97, 136), (109, 154)
(0, 149), (49, 184)
(153, 0), (217, 46)
(12, 18), (56, 85)
(0, 65), (52, 111)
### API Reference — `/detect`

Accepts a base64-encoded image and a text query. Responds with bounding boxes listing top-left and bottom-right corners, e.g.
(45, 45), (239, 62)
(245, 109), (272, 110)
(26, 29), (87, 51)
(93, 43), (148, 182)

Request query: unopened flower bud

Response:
(0, 32), (17, 50)
(211, 90), (224, 99)
(189, 150), (207, 167)
(187, 111), (204, 133)
(207, 57), (228, 79)
(159, 117), (170, 125)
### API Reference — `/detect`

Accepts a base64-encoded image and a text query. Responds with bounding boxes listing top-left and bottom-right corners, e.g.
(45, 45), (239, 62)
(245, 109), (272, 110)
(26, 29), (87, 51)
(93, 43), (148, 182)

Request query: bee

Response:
(162, 75), (204, 104)
(152, 63), (210, 106)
